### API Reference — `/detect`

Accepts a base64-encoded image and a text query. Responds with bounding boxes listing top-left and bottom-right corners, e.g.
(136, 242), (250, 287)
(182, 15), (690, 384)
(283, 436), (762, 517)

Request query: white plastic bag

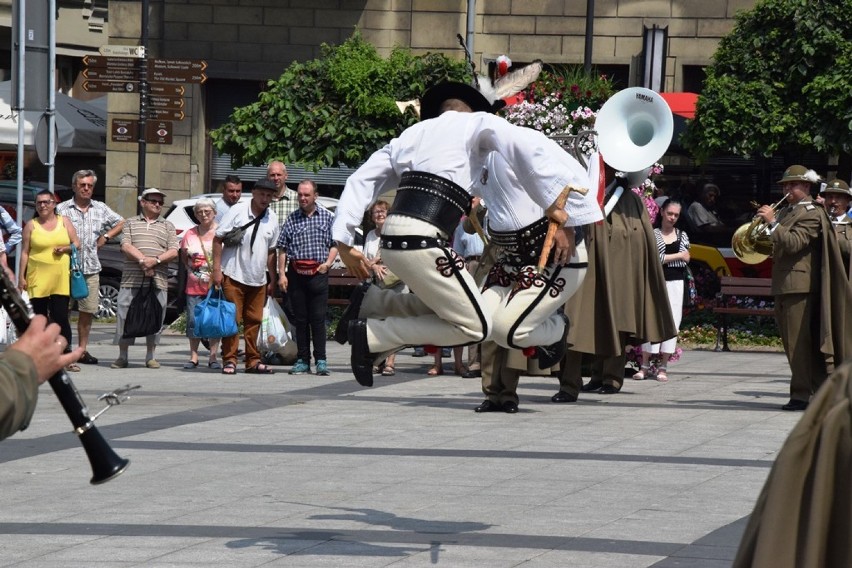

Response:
(258, 298), (296, 361)
(0, 306), (9, 344)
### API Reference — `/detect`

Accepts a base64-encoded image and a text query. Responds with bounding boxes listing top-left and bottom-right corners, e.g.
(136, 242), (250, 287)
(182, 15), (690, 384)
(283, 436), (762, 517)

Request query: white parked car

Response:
(164, 193), (340, 237)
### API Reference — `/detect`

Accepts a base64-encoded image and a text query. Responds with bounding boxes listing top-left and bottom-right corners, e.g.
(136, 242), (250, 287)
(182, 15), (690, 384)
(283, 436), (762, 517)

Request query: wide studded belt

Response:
(387, 171), (471, 237)
(381, 235), (448, 251)
(489, 219), (586, 266)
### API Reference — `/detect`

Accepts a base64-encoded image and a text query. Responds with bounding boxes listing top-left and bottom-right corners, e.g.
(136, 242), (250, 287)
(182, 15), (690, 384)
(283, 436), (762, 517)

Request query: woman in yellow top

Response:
(18, 189), (81, 372)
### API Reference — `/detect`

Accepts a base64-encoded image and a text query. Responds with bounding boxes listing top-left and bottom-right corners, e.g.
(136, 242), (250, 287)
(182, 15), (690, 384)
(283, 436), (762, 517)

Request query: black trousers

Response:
(287, 269), (329, 362)
(30, 294), (72, 349)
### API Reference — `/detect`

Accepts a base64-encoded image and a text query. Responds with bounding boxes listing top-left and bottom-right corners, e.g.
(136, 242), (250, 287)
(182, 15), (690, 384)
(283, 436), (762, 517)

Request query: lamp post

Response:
(584, 0), (595, 73)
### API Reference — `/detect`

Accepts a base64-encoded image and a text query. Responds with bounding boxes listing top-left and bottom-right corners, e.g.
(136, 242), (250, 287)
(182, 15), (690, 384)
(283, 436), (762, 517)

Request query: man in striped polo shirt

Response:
(112, 188), (179, 369)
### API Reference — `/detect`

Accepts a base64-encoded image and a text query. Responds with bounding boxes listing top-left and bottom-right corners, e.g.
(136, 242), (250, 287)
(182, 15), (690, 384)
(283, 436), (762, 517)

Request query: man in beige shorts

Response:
(56, 170), (125, 364)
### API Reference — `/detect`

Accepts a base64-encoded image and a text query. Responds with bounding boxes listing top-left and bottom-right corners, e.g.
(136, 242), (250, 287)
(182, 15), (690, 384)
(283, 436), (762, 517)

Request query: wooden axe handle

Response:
(536, 184), (588, 273)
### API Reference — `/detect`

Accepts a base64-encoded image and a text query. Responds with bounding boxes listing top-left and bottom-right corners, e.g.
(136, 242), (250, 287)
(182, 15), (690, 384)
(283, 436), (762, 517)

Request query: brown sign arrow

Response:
(148, 95), (185, 110)
(83, 67), (140, 81)
(149, 83), (185, 96)
(83, 55), (141, 69)
(149, 108), (185, 121)
(148, 59), (208, 84)
(83, 80), (139, 93)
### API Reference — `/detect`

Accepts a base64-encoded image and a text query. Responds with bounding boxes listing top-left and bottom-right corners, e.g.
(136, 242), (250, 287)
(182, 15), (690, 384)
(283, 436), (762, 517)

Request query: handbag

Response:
(683, 264), (697, 307)
(193, 287), (238, 339)
(678, 231), (697, 308)
(221, 213), (264, 247)
(69, 244), (89, 300)
(122, 278), (164, 338)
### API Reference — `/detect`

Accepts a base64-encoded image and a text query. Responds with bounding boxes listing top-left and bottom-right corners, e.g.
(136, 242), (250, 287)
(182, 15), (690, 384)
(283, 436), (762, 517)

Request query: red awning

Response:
(659, 92), (698, 119)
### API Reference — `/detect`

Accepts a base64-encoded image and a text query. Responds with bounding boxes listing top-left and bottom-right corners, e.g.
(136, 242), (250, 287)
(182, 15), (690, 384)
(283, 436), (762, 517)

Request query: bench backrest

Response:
(719, 276), (772, 296)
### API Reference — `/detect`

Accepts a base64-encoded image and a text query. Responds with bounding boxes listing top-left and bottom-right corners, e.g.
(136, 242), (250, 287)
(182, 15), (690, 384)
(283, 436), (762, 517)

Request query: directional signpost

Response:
(94, 47), (205, 150)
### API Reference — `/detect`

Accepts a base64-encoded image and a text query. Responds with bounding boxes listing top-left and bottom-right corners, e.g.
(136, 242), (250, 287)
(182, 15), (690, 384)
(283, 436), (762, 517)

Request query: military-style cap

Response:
(777, 165), (821, 184)
(821, 178), (852, 197)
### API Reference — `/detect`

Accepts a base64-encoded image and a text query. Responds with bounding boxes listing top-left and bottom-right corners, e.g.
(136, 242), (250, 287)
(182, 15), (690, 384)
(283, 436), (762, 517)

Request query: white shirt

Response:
(215, 201), (280, 287)
(332, 111), (602, 246)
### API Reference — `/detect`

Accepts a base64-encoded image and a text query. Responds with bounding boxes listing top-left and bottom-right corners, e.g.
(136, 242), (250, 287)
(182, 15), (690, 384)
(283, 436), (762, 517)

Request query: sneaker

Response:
(315, 360), (330, 376)
(110, 358), (128, 369)
(412, 346), (426, 357)
(289, 359), (311, 375)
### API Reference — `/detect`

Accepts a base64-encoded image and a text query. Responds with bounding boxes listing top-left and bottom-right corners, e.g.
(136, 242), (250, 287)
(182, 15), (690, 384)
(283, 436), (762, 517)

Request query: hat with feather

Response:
(418, 36), (542, 120)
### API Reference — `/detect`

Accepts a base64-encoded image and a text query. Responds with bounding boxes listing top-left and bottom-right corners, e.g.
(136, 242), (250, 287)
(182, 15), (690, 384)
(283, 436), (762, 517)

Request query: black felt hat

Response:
(419, 82), (496, 120)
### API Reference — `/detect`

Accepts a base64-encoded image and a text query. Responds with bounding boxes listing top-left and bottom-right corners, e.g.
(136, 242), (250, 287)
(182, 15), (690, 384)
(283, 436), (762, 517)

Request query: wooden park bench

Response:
(327, 267), (362, 305)
(713, 276), (775, 351)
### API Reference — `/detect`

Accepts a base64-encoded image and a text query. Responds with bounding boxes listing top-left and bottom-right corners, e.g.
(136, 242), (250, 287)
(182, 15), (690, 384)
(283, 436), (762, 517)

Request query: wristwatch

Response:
(103, 234), (110, 242)
(155, 257), (161, 265)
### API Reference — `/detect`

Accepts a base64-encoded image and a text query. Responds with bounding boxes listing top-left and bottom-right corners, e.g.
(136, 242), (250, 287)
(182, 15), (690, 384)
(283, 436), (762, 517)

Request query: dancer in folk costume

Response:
(333, 70), (602, 386)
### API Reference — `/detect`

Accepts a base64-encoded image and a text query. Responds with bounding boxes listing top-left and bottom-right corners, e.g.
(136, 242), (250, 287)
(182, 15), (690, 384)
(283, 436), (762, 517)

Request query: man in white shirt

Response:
(212, 179), (280, 375)
(332, 81), (602, 387)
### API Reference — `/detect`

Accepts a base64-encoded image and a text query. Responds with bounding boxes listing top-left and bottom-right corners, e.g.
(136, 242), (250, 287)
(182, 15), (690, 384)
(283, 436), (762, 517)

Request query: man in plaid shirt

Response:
(56, 169), (124, 365)
(276, 180), (338, 376)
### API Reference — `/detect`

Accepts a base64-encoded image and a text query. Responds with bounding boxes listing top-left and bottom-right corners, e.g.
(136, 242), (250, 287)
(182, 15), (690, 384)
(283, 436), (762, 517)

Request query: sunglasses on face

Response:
(145, 198), (164, 205)
(36, 200), (54, 206)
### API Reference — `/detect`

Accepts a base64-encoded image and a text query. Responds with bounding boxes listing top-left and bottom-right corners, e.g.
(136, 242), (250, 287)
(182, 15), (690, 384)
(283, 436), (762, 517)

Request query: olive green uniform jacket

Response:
(0, 350), (40, 441)
(733, 360), (852, 568)
(771, 202), (852, 376)
(565, 186), (676, 356)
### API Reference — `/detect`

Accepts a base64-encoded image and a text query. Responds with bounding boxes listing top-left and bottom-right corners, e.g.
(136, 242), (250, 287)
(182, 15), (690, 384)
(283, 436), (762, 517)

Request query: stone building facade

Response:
(100, 0), (756, 214)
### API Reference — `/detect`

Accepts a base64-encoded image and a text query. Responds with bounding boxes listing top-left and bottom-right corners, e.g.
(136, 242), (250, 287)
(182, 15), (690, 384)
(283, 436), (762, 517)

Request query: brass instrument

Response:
(731, 194), (789, 264)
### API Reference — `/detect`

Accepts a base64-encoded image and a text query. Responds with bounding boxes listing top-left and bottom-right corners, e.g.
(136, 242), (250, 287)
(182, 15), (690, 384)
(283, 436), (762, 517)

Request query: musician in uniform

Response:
(756, 165), (852, 411)
(332, 81), (602, 387)
(553, 173), (677, 399)
(1, 315), (83, 441)
(819, 179), (852, 275)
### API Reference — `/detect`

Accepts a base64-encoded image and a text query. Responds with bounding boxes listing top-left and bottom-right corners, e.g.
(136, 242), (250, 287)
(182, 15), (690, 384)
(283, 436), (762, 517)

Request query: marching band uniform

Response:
(332, 83), (602, 386)
(821, 179), (852, 277)
(762, 167), (852, 410)
(555, 177), (676, 397)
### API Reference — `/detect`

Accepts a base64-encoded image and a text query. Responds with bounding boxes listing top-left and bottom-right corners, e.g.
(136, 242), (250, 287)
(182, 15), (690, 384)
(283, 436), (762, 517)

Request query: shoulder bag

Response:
(679, 231), (697, 308)
(122, 277), (164, 338)
(221, 212), (264, 248)
(69, 244), (89, 300)
(193, 287), (238, 339)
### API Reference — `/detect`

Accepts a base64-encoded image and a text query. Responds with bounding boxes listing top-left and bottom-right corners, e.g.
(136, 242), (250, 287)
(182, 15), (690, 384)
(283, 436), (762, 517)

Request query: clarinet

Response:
(0, 271), (130, 484)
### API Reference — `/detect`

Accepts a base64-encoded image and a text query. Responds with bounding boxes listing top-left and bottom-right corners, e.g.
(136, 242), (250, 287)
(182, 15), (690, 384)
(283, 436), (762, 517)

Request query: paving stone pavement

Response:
(0, 324), (801, 567)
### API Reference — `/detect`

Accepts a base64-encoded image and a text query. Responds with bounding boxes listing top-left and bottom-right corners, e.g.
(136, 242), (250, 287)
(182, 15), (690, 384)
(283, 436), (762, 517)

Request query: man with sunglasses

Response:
(57, 170), (124, 365)
(112, 188), (178, 369)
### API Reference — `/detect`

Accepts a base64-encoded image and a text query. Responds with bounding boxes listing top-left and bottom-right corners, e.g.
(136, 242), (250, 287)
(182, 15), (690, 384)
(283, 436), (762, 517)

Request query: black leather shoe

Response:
(781, 399), (809, 411)
(474, 399), (501, 413)
(535, 314), (569, 369)
(501, 400), (519, 413)
(335, 282), (370, 345)
(461, 369), (481, 378)
(551, 390), (577, 403)
(581, 381), (603, 393)
(348, 319), (375, 387)
(79, 351), (99, 365)
(599, 384), (621, 394)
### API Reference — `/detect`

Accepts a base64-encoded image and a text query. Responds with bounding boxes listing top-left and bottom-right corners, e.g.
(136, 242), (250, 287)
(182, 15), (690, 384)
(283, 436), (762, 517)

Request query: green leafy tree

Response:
(685, 0), (852, 172)
(209, 32), (469, 171)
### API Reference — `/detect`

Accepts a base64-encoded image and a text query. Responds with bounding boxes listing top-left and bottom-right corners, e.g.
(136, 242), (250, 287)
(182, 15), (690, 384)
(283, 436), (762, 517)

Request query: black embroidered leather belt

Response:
(388, 171), (471, 237)
(490, 219), (585, 266)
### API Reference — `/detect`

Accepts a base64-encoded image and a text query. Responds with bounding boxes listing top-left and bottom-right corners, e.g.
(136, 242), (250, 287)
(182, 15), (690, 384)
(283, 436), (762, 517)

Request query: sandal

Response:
(632, 366), (650, 380)
(656, 368), (669, 382)
(427, 365), (443, 376)
(246, 363), (274, 374)
(222, 362), (237, 375)
(382, 366), (396, 376)
(183, 360), (199, 369)
(208, 361), (222, 370)
(65, 363), (81, 373)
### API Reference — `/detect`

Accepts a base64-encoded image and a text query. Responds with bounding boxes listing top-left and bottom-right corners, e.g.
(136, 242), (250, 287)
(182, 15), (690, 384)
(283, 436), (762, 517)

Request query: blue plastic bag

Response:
(193, 287), (238, 339)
